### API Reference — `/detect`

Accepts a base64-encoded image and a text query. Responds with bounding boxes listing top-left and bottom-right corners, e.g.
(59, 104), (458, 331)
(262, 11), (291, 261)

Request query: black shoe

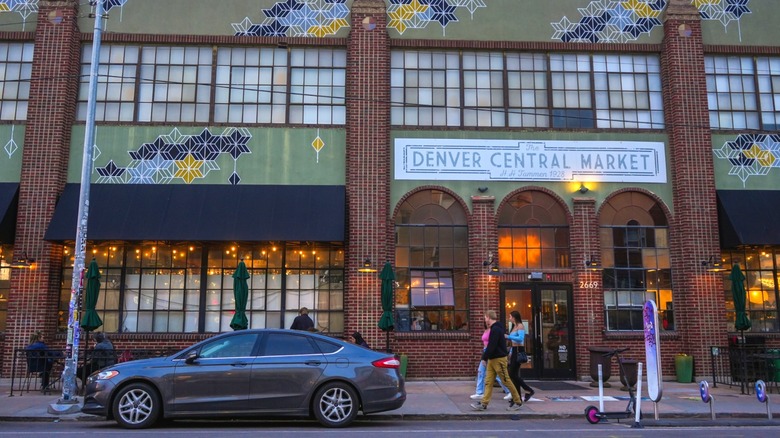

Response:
(524, 391), (535, 402)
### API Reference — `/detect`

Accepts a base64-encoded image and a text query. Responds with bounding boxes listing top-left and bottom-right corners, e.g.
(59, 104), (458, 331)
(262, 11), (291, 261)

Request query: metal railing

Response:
(709, 345), (780, 394)
(8, 347), (177, 396)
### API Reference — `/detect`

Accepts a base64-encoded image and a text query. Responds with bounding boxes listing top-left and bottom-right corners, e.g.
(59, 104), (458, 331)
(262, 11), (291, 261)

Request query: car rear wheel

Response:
(112, 382), (161, 429)
(312, 381), (358, 427)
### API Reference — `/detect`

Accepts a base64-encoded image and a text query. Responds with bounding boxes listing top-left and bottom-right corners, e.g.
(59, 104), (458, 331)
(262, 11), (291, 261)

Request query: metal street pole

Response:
(56, 0), (105, 406)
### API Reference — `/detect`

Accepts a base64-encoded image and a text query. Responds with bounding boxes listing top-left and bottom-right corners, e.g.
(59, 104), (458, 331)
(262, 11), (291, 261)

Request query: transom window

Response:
(77, 44), (346, 125)
(395, 190), (469, 332)
(600, 192), (672, 331)
(498, 191), (570, 269)
(391, 50), (664, 129)
(58, 242), (345, 334)
(722, 249), (780, 333)
(0, 42), (33, 121)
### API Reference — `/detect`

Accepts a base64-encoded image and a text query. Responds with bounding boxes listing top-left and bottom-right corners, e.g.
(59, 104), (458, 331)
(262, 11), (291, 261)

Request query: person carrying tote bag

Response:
(506, 311), (536, 402)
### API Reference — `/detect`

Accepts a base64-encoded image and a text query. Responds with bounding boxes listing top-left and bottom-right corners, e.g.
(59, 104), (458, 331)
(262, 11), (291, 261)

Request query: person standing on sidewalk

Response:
(507, 310), (535, 402)
(471, 310), (522, 411)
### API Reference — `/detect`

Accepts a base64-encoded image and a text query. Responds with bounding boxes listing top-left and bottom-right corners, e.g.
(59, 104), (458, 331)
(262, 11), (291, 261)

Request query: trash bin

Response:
(675, 353), (693, 383)
(619, 358), (639, 391)
(399, 353), (408, 379)
(588, 346), (614, 387)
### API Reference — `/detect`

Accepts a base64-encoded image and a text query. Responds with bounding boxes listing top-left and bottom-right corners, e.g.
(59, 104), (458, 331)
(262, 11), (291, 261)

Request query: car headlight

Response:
(91, 370), (120, 382)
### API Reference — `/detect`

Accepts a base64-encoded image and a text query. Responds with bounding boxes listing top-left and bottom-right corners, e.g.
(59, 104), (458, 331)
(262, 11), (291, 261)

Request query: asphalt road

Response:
(1, 419), (779, 437)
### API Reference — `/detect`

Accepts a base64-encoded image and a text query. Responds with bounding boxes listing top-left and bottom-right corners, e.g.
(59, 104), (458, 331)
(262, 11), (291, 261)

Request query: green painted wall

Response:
(701, 0), (777, 46)
(77, 0), (351, 37)
(0, 124), (23, 182)
(68, 125), (345, 185)
(390, 130), (672, 215)
(712, 133), (780, 190)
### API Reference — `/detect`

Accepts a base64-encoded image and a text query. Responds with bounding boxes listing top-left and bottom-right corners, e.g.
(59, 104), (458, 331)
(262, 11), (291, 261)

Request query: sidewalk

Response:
(1, 377), (779, 427)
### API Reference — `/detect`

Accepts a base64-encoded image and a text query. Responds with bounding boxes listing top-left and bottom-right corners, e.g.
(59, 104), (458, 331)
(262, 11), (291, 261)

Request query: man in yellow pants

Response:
(471, 310), (523, 411)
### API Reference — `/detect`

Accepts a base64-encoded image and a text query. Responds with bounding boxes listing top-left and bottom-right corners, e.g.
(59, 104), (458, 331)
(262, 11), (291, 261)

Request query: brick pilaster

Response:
(4, 1), (81, 376)
(468, 196), (498, 334)
(571, 197), (604, 379)
(662, 0), (726, 376)
(344, 0), (391, 349)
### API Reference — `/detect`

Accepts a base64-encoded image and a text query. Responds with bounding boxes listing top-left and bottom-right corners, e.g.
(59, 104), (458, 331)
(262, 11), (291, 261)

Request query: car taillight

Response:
(372, 357), (401, 369)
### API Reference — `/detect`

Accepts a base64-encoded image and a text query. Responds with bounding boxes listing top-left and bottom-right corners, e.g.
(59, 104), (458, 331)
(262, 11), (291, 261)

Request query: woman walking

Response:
(507, 310), (535, 402)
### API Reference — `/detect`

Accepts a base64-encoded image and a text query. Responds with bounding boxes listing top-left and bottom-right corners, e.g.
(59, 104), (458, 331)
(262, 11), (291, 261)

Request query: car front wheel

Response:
(112, 382), (161, 429)
(312, 381), (359, 427)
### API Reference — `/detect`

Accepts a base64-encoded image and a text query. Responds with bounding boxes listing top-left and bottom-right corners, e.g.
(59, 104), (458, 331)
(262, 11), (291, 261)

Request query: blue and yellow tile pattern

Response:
(552, 0), (752, 43)
(714, 134), (780, 186)
(387, 0), (486, 35)
(233, 0), (350, 37)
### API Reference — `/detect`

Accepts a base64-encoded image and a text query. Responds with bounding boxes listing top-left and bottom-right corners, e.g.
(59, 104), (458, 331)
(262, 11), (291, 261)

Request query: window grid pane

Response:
(705, 55), (760, 130)
(288, 48), (346, 125)
(0, 42), (34, 121)
(391, 50), (461, 126)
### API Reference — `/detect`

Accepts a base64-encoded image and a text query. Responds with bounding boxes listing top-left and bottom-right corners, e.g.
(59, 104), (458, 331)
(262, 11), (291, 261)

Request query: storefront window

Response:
(722, 249), (779, 333)
(395, 190), (469, 332)
(0, 244), (11, 331)
(498, 190), (570, 269)
(59, 241), (344, 334)
(600, 192), (672, 331)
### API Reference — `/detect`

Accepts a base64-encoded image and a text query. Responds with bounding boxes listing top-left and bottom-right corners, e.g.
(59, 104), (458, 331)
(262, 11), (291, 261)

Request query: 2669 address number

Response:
(579, 281), (600, 289)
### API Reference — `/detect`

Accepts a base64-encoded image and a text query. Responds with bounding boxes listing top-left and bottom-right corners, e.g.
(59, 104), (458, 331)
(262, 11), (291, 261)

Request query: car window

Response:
(313, 338), (342, 354)
(264, 333), (319, 356)
(199, 333), (258, 359)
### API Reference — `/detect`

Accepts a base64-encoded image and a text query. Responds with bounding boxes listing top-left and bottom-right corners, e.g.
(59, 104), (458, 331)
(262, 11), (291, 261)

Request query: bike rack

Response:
(699, 380), (716, 420)
(755, 380), (772, 420)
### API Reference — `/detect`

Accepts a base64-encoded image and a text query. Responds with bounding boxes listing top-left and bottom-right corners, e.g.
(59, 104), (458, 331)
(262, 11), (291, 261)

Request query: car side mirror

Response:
(185, 352), (199, 364)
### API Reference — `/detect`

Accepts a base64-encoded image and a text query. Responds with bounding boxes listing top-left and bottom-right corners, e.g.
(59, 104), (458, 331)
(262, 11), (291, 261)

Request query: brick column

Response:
(344, 0), (391, 348)
(468, 196), (498, 337)
(662, 0), (726, 376)
(571, 197), (604, 379)
(4, 1), (81, 376)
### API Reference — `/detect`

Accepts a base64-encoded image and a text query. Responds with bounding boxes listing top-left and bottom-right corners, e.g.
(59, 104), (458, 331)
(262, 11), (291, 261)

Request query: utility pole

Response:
(50, 0), (105, 412)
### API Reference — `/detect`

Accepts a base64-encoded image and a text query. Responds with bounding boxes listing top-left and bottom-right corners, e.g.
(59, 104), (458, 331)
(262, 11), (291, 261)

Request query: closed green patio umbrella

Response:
(731, 263), (751, 335)
(378, 262), (395, 352)
(230, 259), (250, 331)
(80, 258), (103, 332)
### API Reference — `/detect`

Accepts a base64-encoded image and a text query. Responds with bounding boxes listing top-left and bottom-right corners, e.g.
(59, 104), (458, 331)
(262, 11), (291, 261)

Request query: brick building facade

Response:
(1, 0), (779, 382)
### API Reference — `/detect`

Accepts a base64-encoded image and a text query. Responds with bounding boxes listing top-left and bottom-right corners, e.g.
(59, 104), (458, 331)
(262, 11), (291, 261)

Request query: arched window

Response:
(498, 191), (570, 269)
(394, 190), (469, 332)
(600, 192), (672, 331)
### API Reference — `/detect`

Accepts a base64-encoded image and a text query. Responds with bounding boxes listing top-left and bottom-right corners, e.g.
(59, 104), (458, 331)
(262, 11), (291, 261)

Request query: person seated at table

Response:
(26, 330), (59, 390)
(77, 332), (116, 385)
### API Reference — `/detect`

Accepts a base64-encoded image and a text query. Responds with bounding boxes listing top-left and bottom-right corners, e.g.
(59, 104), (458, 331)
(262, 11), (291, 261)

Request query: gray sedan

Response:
(81, 329), (405, 428)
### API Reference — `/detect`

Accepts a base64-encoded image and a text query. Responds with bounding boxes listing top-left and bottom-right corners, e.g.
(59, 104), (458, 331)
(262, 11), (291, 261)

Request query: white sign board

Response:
(394, 138), (667, 183)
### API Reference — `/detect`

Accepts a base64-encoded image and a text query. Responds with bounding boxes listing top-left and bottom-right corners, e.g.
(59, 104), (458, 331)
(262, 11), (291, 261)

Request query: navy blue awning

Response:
(717, 190), (780, 247)
(44, 184), (345, 242)
(0, 183), (18, 243)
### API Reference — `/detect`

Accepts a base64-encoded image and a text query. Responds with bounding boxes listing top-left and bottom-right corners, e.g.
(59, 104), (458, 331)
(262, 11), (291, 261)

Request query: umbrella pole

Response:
(386, 330), (390, 353)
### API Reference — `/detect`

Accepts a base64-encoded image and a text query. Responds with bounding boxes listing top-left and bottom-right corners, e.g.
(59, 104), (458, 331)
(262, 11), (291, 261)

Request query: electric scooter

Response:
(584, 347), (640, 424)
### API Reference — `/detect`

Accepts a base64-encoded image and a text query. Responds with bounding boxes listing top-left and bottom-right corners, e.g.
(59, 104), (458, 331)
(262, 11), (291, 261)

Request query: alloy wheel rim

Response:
(319, 387), (353, 423)
(118, 388), (153, 425)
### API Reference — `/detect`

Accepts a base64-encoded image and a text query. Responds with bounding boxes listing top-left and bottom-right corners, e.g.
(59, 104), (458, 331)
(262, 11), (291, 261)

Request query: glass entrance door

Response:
(501, 283), (575, 380)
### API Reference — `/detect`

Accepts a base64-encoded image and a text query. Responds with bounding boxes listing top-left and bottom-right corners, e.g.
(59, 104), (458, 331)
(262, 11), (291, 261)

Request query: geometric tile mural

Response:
(552, 0), (752, 43)
(713, 133), (780, 186)
(387, 0), (486, 35)
(95, 128), (252, 185)
(233, 0), (350, 37)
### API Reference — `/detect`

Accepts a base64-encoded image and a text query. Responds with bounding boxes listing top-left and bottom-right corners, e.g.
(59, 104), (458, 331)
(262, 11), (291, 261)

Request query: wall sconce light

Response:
(358, 257), (377, 273)
(478, 187), (488, 193)
(579, 184), (589, 194)
(483, 252), (502, 276)
(584, 257), (601, 271)
(701, 256), (726, 272)
(10, 253), (35, 269)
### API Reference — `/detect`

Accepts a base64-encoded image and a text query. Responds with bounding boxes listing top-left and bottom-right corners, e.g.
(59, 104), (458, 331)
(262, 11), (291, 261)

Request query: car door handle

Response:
(231, 361), (248, 368)
(305, 360), (321, 366)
